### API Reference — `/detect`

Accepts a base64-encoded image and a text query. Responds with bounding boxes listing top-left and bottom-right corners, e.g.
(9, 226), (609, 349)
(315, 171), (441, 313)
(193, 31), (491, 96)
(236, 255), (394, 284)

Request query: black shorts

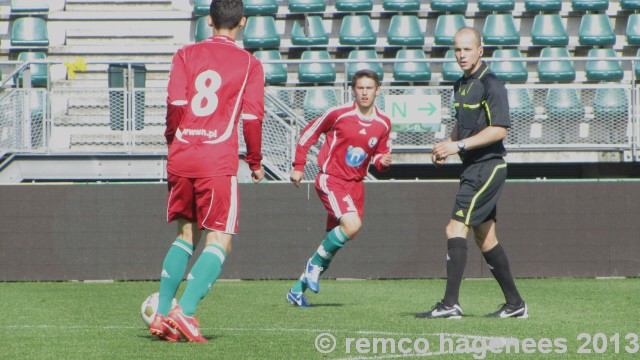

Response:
(451, 158), (507, 227)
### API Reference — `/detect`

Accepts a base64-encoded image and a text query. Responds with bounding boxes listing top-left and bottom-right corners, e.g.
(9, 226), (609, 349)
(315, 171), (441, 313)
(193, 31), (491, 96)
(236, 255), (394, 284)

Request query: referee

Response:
(416, 27), (527, 319)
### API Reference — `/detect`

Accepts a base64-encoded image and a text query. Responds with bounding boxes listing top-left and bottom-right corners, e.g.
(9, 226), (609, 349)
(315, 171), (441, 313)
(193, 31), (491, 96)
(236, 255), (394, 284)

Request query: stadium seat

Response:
(288, 0), (326, 13)
(635, 48), (640, 78)
(490, 49), (528, 82)
(524, 0), (562, 11)
(507, 88), (535, 144)
(383, 0), (421, 11)
(335, 0), (374, 11)
(537, 47), (576, 82)
(339, 15), (376, 46)
(393, 49), (431, 82)
(477, 0), (515, 11)
(531, 14), (568, 46)
(11, 0), (49, 13)
(545, 88), (585, 143)
(303, 89), (339, 122)
(482, 14), (519, 46)
(442, 49), (463, 81)
(11, 17), (49, 47)
(578, 14), (615, 46)
(243, 16), (280, 48)
(194, 16), (212, 42)
(387, 15), (424, 46)
(434, 14), (466, 46)
(572, 0), (609, 11)
(626, 14), (640, 46)
(347, 50), (384, 81)
(253, 50), (287, 84)
(585, 48), (623, 81)
(593, 88), (629, 143)
(430, 0), (468, 12)
(15, 51), (47, 87)
(243, 0), (279, 15)
(193, 0), (210, 16)
(298, 50), (336, 83)
(621, 0), (640, 10)
(291, 16), (328, 46)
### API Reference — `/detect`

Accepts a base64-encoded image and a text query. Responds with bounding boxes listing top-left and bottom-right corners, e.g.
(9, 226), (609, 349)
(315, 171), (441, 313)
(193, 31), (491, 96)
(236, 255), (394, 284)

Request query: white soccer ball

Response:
(141, 292), (177, 327)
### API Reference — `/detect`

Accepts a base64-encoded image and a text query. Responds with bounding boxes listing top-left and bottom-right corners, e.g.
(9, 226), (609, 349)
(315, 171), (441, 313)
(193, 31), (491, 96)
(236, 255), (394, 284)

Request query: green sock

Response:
(158, 238), (193, 316)
(179, 244), (227, 316)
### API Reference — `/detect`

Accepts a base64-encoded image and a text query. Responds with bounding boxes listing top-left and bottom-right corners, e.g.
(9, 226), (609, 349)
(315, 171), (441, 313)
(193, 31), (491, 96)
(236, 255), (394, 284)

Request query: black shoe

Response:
(416, 300), (463, 319)
(485, 301), (528, 319)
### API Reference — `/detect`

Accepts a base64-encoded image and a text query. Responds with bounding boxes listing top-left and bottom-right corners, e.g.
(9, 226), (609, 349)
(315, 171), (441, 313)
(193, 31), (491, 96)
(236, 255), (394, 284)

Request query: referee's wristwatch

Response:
(457, 140), (466, 153)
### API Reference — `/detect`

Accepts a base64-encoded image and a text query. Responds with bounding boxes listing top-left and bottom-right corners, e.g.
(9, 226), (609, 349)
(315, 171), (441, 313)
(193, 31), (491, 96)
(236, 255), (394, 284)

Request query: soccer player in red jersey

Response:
(149, 0), (265, 342)
(286, 69), (393, 307)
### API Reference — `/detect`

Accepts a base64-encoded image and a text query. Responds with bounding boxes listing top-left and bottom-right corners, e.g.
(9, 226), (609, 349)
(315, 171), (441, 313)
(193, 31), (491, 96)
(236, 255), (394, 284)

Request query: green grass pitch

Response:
(0, 278), (638, 359)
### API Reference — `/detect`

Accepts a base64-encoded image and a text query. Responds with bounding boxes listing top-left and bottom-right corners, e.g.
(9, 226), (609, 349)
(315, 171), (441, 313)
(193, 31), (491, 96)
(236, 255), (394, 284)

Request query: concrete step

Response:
(64, 0), (174, 12)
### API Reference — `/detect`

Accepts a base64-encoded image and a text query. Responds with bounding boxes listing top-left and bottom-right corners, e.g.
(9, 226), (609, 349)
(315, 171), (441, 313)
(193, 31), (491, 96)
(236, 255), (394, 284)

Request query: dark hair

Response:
(210, 0), (244, 30)
(351, 69), (381, 88)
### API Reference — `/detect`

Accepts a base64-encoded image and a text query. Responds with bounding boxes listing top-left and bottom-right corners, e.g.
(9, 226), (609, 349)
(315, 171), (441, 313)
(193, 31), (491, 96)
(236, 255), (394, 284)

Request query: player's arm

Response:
(432, 124), (457, 166)
(165, 49), (188, 146)
(371, 130), (392, 172)
(290, 111), (335, 187)
(241, 58), (265, 183)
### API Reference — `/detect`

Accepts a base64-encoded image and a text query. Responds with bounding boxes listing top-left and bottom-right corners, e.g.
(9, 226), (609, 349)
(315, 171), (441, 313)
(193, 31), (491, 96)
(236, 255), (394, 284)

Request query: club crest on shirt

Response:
(345, 146), (368, 167)
(368, 137), (378, 148)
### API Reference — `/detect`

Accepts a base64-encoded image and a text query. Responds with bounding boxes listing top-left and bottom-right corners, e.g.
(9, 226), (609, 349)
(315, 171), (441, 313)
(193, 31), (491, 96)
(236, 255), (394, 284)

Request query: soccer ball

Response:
(141, 292), (177, 327)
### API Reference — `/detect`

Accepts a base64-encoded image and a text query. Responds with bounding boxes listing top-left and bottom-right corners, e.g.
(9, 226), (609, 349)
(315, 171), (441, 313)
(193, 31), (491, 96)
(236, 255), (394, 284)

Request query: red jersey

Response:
(293, 101), (392, 181)
(165, 35), (264, 178)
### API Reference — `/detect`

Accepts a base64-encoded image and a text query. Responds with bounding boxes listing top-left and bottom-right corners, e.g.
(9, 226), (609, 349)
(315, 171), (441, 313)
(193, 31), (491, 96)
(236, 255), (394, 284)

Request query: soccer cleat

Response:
(166, 305), (207, 343)
(485, 301), (529, 319)
(287, 290), (311, 307)
(415, 300), (463, 319)
(149, 314), (181, 342)
(303, 258), (323, 293)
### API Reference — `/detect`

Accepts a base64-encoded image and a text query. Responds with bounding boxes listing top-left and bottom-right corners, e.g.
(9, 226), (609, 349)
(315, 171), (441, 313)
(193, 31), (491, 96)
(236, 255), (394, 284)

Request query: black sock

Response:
(483, 244), (523, 306)
(443, 237), (467, 307)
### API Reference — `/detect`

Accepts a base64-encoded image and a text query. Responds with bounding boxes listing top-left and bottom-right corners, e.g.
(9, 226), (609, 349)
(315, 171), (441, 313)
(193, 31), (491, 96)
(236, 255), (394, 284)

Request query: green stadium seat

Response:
(15, 51), (47, 87)
(194, 16), (212, 42)
(288, 0), (326, 13)
(537, 47), (576, 82)
(393, 49), (431, 82)
(507, 88), (535, 144)
(193, 0), (210, 16)
(593, 88), (629, 143)
(545, 88), (585, 143)
(243, 16), (280, 48)
(253, 50), (287, 84)
(572, 0), (609, 11)
(579, 14), (615, 46)
(11, 17), (49, 47)
(626, 14), (640, 46)
(635, 48), (640, 78)
(482, 14), (519, 46)
(291, 16), (328, 46)
(531, 14), (568, 46)
(524, 0), (562, 11)
(621, 0), (640, 10)
(383, 0), (421, 11)
(243, 0), (279, 15)
(430, 0), (468, 12)
(490, 49), (528, 82)
(11, 0), (49, 12)
(339, 15), (376, 46)
(585, 48), (623, 81)
(304, 89), (339, 122)
(434, 14), (466, 46)
(478, 0), (515, 11)
(335, 0), (374, 11)
(298, 50), (336, 83)
(387, 15), (424, 46)
(347, 50), (384, 81)
(442, 49), (463, 81)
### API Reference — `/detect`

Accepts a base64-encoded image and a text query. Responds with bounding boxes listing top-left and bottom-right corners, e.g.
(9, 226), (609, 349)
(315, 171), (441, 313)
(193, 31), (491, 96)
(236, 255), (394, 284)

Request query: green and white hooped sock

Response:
(179, 244), (227, 317)
(157, 238), (194, 316)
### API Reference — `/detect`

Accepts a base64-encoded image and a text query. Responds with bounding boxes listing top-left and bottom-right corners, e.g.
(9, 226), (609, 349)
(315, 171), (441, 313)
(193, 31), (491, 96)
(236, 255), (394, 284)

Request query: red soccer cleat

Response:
(149, 313), (181, 342)
(166, 305), (207, 343)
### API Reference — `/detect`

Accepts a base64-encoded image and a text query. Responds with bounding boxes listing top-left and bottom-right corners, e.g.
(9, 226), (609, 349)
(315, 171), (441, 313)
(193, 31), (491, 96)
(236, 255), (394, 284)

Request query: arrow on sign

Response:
(418, 102), (437, 116)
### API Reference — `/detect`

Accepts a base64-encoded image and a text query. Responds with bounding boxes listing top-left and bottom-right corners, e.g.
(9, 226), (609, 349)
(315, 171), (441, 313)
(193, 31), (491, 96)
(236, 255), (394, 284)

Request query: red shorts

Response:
(166, 173), (239, 234)
(315, 173), (364, 231)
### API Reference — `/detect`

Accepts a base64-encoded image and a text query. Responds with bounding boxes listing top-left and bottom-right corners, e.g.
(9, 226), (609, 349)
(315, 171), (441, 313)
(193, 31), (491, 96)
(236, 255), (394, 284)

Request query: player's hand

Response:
(289, 170), (304, 188)
(432, 141), (458, 162)
(251, 167), (265, 183)
(432, 152), (446, 167)
(380, 153), (392, 167)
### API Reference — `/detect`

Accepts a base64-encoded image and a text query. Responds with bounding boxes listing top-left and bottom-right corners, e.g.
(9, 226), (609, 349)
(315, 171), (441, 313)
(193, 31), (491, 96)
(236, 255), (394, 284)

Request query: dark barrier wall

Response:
(0, 181), (638, 281)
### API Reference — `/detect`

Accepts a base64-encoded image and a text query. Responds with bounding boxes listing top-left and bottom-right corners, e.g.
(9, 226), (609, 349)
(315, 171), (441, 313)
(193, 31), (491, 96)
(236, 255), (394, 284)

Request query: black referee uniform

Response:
(452, 62), (511, 227)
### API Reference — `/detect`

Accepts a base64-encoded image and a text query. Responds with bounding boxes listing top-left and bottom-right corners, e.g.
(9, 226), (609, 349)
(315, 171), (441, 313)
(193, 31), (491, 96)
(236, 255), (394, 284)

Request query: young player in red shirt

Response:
(149, 0), (265, 342)
(287, 69), (393, 307)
